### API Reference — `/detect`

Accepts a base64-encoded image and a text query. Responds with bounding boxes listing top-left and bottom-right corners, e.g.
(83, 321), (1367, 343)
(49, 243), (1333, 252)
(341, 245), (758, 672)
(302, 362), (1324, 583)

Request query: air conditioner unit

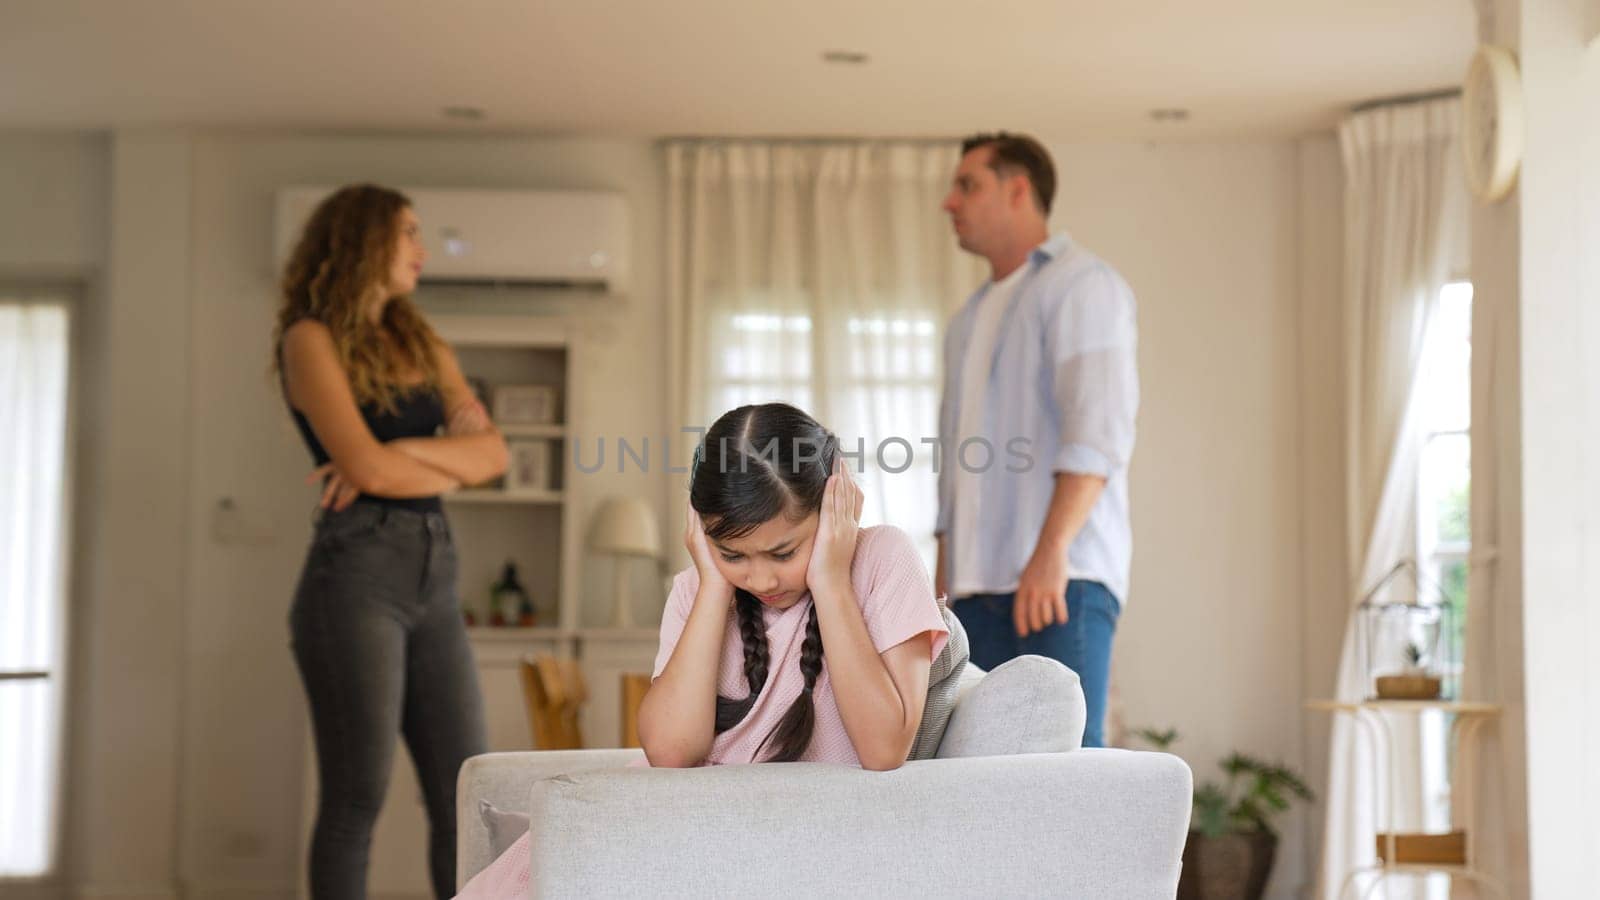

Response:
(273, 186), (630, 294)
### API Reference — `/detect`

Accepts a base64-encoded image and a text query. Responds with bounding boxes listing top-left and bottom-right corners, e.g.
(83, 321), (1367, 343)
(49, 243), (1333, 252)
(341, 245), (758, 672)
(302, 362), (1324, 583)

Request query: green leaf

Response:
(1259, 784), (1288, 812)
(1220, 753), (1254, 776)
(1132, 726), (1179, 750)
(1193, 783), (1231, 838)
(1278, 767), (1316, 802)
(1205, 753), (1315, 835)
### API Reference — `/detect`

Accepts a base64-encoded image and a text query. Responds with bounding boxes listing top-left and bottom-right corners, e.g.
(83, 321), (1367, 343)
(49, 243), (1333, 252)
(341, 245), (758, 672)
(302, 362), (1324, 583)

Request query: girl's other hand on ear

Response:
(806, 458), (862, 597)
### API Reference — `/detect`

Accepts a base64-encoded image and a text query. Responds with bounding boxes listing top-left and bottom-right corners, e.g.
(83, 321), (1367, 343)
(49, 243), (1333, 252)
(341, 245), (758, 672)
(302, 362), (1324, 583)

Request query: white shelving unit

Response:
(432, 313), (578, 634)
(1306, 699), (1507, 899)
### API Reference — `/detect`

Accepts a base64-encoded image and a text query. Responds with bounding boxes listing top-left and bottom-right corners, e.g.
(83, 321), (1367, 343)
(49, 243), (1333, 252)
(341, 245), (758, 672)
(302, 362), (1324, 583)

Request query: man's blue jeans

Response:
(952, 580), (1121, 748)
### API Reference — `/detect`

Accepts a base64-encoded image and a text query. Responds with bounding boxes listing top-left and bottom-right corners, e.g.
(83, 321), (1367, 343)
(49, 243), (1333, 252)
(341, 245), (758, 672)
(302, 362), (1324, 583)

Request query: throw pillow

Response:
(479, 798), (529, 859)
(935, 655), (1085, 758)
(907, 602), (971, 760)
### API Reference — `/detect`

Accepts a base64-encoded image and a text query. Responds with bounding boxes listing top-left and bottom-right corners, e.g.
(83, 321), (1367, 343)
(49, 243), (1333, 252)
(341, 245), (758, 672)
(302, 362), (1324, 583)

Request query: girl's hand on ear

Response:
(806, 458), (863, 597)
(684, 506), (735, 603)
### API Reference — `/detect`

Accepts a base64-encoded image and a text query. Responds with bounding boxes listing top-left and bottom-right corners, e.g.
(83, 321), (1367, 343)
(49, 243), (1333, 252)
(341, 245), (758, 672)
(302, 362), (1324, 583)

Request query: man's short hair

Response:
(960, 132), (1056, 215)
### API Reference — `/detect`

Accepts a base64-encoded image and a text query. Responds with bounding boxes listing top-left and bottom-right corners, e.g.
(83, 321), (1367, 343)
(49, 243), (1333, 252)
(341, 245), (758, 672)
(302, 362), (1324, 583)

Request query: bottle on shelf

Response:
(489, 561), (532, 628)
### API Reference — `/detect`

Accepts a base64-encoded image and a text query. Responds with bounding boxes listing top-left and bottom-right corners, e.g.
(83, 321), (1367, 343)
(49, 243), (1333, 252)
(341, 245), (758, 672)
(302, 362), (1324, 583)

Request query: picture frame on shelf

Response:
(505, 440), (552, 493)
(493, 384), (560, 425)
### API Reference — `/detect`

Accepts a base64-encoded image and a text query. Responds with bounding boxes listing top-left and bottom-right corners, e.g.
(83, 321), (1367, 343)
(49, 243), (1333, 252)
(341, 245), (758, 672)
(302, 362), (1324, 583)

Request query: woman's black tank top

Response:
(290, 387), (446, 514)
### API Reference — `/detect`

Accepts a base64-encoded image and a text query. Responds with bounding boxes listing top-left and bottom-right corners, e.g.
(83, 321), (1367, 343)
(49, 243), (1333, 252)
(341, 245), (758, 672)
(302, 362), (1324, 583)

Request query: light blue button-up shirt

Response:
(936, 232), (1139, 605)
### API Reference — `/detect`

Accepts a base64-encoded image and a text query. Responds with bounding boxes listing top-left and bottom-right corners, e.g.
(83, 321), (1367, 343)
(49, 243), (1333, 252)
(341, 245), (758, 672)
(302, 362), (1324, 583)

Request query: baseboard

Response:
(0, 881), (66, 900)
(69, 885), (178, 900)
(66, 881), (295, 900)
(180, 882), (294, 900)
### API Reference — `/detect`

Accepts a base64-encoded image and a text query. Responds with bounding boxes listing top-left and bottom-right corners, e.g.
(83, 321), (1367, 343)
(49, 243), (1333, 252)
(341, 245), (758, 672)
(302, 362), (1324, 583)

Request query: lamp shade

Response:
(587, 497), (661, 558)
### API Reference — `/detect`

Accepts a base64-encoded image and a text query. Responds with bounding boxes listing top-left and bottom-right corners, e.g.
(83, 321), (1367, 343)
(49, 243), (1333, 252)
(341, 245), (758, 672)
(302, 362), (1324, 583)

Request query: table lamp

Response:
(588, 497), (662, 628)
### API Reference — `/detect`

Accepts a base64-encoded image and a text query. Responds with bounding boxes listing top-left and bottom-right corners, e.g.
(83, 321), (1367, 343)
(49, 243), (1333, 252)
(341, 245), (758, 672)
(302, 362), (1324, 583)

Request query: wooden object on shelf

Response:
(1375, 830), (1467, 865)
(520, 655), (587, 750)
(620, 672), (651, 749)
(1374, 674), (1442, 700)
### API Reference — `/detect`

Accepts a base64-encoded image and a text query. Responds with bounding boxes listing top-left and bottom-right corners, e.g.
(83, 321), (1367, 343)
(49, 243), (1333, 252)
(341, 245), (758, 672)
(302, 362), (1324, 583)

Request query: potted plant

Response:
(1133, 728), (1315, 900)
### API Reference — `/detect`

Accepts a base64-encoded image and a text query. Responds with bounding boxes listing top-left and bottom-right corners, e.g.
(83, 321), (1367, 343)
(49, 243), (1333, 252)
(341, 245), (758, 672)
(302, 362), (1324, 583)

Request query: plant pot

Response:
(1177, 830), (1278, 900)
(1374, 673), (1442, 700)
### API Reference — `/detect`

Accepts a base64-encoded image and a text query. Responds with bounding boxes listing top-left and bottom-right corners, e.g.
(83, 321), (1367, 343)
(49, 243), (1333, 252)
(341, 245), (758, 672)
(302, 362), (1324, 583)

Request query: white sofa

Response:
(456, 656), (1192, 898)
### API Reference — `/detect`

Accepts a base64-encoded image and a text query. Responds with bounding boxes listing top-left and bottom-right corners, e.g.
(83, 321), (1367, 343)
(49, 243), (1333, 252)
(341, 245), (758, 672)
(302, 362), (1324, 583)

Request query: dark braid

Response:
(754, 601), (825, 762)
(714, 592), (770, 731)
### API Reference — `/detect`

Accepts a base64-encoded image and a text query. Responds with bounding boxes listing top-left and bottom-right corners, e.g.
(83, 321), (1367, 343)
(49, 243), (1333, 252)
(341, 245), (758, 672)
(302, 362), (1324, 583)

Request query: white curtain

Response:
(664, 140), (984, 568)
(1321, 98), (1465, 899)
(0, 300), (71, 877)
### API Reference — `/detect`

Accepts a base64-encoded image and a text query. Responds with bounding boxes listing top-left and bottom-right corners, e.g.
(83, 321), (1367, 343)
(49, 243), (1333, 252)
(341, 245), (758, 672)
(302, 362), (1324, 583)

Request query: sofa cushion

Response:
(935, 655), (1085, 758)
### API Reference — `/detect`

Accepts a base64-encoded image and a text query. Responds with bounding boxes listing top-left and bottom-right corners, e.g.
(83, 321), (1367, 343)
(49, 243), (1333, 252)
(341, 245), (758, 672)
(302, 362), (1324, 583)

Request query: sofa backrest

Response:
(523, 750), (1191, 898)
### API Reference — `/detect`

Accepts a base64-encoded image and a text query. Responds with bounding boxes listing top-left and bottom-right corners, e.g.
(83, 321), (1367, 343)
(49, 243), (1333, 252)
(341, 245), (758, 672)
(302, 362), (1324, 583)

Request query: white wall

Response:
(0, 128), (1342, 899)
(1510, 8), (1600, 895)
(1034, 138), (1332, 899)
(0, 133), (107, 276)
(1467, 1), (1600, 896)
(75, 131), (195, 898)
(1291, 134), (1348, 894)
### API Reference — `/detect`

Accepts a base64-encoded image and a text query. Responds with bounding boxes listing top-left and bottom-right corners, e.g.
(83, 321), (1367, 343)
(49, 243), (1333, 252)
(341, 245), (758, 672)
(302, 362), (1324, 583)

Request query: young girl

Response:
(274, 184), (509, 899)
(457, 402), (949, 896)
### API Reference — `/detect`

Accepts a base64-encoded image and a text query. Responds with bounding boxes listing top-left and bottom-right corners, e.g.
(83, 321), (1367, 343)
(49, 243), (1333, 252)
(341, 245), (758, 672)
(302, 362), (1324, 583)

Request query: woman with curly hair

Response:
(457, 402), (950, 896)
(273, 184), (508, 898)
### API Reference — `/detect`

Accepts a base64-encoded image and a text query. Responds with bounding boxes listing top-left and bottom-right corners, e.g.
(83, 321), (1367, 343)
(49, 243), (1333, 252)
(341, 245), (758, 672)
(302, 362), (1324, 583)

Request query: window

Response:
(706, 308), (944, 568)
(711, 312), (815, 415)
(0, 298), (72, 878)
(837, 315), (942, 565)
(1416, 280), (1472, 698)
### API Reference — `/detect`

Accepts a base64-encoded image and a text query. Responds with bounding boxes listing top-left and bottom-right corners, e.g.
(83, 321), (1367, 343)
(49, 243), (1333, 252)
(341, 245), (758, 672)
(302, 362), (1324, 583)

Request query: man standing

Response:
(935, 132), (1138, 748)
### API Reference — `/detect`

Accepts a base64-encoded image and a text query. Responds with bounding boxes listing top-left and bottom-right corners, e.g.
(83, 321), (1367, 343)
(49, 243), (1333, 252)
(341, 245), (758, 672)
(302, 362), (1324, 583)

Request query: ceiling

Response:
(1, 0), (1477, 139)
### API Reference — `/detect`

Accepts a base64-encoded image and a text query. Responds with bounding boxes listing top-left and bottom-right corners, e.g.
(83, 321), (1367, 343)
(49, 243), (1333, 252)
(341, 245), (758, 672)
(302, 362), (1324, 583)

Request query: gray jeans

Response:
(290, 501), (487, 899)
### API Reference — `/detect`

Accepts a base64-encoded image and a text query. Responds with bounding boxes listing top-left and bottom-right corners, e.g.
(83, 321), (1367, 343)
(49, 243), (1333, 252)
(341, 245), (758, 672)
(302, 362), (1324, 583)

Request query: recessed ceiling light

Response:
(1149, 108), (1190, 123)
(442, 106), (486, 121)
(821, 50), (870, 65)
